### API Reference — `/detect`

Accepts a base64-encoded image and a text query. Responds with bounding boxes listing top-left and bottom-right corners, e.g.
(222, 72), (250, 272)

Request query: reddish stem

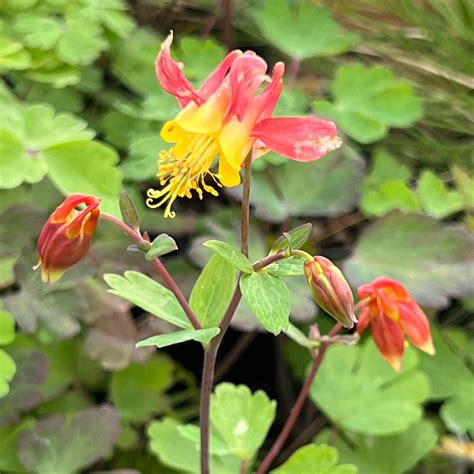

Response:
(100, 212), (202, 330)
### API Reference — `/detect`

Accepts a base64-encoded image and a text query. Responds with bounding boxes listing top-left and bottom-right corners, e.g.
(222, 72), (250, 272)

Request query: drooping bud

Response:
(36, 194), (101, 283)
(304, 256), (357, 328)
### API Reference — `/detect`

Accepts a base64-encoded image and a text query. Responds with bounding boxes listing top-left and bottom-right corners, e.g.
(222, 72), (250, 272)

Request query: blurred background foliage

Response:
(0, 0), (473, 472)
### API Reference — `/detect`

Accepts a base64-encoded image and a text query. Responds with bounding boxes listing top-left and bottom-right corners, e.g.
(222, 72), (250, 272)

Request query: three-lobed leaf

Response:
(203, 240), (253, 274)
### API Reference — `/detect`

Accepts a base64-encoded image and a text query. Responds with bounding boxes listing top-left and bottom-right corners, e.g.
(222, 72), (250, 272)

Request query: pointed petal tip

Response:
(418, 340), (436, 356)
(387, 356), (402, 372)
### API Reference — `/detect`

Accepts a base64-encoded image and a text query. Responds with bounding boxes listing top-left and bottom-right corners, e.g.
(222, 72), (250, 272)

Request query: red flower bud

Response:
(36, 194), (101, 283)
(357, 277), (435, 371)
(304, 256), (357, 328)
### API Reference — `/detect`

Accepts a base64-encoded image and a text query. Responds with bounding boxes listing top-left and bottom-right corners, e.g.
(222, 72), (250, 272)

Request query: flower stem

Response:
(199, 153), (253, 474)
(100, 212), (202, 330)
(256, 300), (368, 473)
(256, 322), (342, 474)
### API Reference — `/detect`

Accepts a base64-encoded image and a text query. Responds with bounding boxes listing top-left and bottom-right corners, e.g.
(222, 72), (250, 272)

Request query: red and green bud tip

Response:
(357, 277), (435, 371)
(304, 256), (357, 329)
(36, 194), (101, 283)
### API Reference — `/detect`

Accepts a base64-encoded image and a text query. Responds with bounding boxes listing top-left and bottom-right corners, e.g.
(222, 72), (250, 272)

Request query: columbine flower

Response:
(304, 256), (357, 329)
(146, 32), (342, 217)
(36, 194), (101, 283)
(357, 277), (435, 371)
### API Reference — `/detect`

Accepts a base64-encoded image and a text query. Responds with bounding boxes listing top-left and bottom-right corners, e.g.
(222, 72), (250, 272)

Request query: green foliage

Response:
(137, 328), (220, 348)
(211, 383), (276, 461)
(105, 271), (192, 328)
(319, 420), (438, 474)
(145, 233), (178, 260)
(270, 223), (312, 255)
(203, 240), (254, 274)
(272, 443), (358, 474)
(18, 405), (120, 474)
(253, 0), (359, 59)
(190, 255), (238, 327)
(240, 271), (291, 335)
(344, 211), (474, 307)
(315, 65), (423, 143)
(310, 339), (430, 436)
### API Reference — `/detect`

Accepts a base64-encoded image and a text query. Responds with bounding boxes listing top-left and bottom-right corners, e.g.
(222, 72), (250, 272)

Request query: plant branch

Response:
(256, 322), (343, 474)
(100, 212), (202, 330)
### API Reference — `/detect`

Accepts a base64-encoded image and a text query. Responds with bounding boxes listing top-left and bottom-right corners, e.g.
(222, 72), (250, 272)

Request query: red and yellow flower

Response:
(146, 32), (342, 217)
(36, 194), (101, 283)
(357, 277), (435, 371)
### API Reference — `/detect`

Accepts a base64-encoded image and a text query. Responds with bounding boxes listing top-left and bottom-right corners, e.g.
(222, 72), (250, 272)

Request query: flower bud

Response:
(304, 256), (357, 328)
(36, 194), (101, 283)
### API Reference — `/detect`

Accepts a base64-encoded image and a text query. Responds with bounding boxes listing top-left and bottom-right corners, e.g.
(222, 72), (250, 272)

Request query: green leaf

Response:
(178, 36), (226, 81)
(18, 406), (120, 474)
(318, 419), (437, 474)
(104, 271), (192, 329)
(253, 0), (358, 59)
(136, 328), (220, 348)
(344, 211), (474, 307)
(361, 180), (422, 217)
(314, 65), (422, 143)
(111, 355), (174, 422)
(145, 234), (178, 260)
(203, 240), (254, 274)
(148, 417), (240, 473)
(13, 13), (62, 50)
(190, 255), (238, 327)
(0, 418), (36, 472)
(119, 190), (140, 231)
(310, 339), (430, 436)
(363, 151), (412, 189)
(240, 272), (291, 335)
(211, 383), (276, 460)
(265, 256), (305, 277)
(418, 170), (463, 218)
(0, 310), (15, 345)
(249, 146), (365, 223)
(271, 223), (312, 254)
(0, 129), (26, 189)
(0, 349), (16, 399)
(440, 390), (474, 436)
(272, 443), (358, 474)
(44, 140), (122, 215)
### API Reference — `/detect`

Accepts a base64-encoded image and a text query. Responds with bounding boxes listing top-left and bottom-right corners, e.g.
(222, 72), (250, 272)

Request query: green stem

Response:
(100, 212), (202, 330)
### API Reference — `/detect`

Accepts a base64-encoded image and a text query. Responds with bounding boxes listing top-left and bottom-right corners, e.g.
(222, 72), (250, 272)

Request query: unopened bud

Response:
(36, 194), (101, 283)
(304, 256), (357, 328)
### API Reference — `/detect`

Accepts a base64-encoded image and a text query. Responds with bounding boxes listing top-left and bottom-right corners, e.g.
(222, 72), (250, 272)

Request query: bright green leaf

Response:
(363, 151), (412, 189)
(344, 211), (474, 307)
(104, 271), (192, 329)
(0, 129), (26, 189)
(13, 14), (62, 50)
(314, 65), (422, 143)
(145, 234), (178, 260)
(271, 223), (312, 254)
(310, 339), (430, 435)
(418, 170), (463, 218)
(136, 327), (220, 348)
(272, 443), (358, 474)
(441, 390), (474, 436)
(319, 419), (438, 474)
(203, 240), (254, 274)
(190, 255), (238, 327)
(44, 140), (122, 215)
(0, 311), (15, 345)
(211, 383), (276, 460)
(0, 349), (16, 398)
(253, 0), (358, 59)
(240, 271), (291, 335)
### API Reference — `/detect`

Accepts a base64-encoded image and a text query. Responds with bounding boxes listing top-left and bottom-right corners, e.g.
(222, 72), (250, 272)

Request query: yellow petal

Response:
(218, 156), (241, 187)
(218, 117), (254, 170)
(161, 120), (185, 143)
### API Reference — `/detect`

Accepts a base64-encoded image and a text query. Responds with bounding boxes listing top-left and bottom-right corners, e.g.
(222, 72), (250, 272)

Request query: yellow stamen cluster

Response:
(146, 132), (222, 218)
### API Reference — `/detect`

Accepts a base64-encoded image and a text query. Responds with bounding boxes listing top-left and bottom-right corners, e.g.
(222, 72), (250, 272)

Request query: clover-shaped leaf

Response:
(310, 339), (430, 436)
(211, 383), (276, 461)
(344, 211), (474, 308)
(314, 65), (422, 143)
(272, 443), (358, 474)
(253, 0), (358, 59)
(318, 419), (437, 474)
(18, 405), (120, 474)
